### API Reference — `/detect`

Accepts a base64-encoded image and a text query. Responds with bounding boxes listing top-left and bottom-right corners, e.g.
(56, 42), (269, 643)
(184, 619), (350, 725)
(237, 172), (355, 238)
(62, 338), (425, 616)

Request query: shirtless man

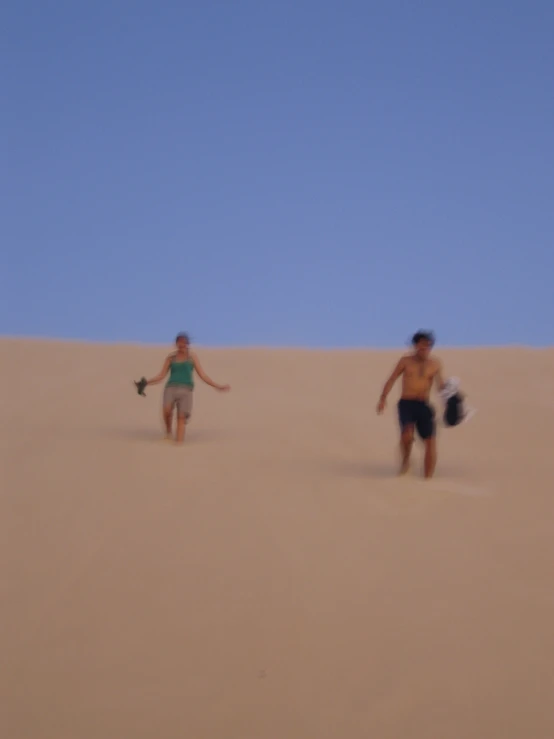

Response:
(376, 331), (445, 479)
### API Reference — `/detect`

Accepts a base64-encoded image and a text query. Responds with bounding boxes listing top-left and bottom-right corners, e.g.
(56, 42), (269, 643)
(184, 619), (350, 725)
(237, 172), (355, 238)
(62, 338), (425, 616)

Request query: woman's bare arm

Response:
(192, 353), (230, 391)
(146, 356), (172, 386)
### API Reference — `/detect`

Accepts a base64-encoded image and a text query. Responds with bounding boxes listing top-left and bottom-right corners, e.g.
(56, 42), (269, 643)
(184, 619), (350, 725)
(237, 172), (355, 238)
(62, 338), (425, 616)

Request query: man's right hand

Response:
(376, 398), (386, 414)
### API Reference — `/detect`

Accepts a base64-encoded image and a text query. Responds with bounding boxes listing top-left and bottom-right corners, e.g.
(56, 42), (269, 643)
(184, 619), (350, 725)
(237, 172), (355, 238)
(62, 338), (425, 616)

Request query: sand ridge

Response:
(2, 339), (554, 738)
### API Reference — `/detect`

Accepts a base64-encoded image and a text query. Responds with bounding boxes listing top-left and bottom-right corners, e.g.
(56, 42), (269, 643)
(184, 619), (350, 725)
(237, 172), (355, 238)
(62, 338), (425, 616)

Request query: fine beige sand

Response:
(2, 338), (554, 738)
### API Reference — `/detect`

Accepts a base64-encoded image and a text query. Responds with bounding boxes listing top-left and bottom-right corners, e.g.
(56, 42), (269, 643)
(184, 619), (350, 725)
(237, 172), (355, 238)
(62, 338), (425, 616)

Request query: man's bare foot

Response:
(163, 433), (173, 442)
(398, 459), (410, 476)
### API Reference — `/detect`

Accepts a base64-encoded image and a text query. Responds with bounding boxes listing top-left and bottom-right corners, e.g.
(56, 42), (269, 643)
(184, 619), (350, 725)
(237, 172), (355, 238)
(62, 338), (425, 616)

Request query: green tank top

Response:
(166, 355), (194, 388)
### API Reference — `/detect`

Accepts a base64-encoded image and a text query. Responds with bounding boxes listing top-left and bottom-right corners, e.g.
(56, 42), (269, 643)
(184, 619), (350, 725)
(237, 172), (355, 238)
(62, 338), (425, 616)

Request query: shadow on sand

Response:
(328, 460), (397, 479)
(322, 458), (470, 481)
(93, 427), (231, 445)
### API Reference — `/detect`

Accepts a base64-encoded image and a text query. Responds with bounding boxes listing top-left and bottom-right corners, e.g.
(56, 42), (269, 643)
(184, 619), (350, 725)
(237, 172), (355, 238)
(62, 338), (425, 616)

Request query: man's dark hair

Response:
(412, 330), (435, 346)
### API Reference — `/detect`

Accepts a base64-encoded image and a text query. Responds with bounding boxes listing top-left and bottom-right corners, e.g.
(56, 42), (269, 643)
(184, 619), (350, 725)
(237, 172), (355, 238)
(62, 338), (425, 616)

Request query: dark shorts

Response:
(397, 399), (436, 440)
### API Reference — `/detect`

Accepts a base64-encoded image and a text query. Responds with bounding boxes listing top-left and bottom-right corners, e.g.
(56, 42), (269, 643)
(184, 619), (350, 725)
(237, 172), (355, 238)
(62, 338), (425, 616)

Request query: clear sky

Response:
(2, 0), (553, 347)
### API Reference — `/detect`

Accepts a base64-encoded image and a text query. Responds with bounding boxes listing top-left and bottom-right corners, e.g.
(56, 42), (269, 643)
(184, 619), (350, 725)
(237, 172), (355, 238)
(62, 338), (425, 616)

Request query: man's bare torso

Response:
(400, 355), (441, 401)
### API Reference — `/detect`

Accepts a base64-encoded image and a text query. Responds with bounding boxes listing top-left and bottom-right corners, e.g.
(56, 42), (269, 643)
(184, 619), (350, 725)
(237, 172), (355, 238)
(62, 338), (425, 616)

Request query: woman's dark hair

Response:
(411, 330), (435, 346)
(175, 332), (190, 343)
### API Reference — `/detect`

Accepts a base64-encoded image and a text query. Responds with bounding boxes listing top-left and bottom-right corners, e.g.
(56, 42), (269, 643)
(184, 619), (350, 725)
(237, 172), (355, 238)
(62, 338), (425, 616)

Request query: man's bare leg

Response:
(399, 426), (414, 475)
(175, 414), (186, 444)
(163, 406), (173, 440)
(423, 437), (437, 478)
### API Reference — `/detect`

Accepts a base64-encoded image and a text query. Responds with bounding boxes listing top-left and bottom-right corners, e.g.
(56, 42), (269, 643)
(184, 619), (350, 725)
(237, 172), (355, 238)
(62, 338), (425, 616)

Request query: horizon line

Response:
(1, 334), (552, 351)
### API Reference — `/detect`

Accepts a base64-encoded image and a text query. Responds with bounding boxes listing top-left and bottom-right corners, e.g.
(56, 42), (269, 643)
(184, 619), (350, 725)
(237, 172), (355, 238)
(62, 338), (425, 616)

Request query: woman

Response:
(145, 333), (230, 443)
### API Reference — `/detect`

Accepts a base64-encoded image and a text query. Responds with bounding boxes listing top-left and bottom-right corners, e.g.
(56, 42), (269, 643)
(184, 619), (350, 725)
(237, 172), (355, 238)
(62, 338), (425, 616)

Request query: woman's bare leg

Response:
(163, 405), (173, 439)
(175, 414), (186, 444)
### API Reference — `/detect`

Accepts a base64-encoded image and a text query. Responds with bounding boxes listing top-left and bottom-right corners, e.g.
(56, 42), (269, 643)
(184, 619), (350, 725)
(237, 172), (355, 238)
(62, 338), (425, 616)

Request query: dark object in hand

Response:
(443, 392), (464, 426)
(135, 377), (148, 396)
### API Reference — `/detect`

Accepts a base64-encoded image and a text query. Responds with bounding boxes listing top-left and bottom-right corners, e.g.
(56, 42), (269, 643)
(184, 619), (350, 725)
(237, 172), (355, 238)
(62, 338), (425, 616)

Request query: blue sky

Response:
(2, 0), (553, 347)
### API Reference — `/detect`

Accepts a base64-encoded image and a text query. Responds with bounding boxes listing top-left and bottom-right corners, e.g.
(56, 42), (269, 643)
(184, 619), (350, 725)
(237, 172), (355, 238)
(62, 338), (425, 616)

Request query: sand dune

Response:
(2, 338), (554, 738)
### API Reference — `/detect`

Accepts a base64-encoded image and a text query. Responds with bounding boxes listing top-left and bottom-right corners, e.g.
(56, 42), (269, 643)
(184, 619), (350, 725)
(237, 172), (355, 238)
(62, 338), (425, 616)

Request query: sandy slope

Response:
(2, 339), (554, 739)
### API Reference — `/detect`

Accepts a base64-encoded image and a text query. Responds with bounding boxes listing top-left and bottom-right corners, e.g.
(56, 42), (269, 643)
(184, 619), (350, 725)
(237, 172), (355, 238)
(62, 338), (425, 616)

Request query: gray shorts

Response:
(163, 385), (193, 418)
